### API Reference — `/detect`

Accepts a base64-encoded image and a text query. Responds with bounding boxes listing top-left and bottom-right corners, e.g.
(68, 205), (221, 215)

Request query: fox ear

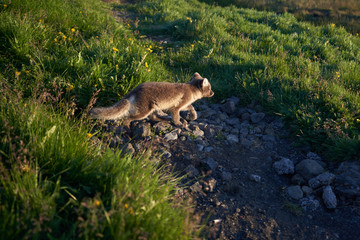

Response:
(202, 78), (209, 87)
(193, 72), (201, 78)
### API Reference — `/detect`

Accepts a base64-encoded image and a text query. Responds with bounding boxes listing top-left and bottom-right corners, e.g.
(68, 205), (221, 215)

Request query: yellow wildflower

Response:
(4, 4), (7, 7)
(71, 28), (76, 32)
(186, 17), (193, 23)
(86, 45), (89, 48)
(129, 207), (134, 214)
(87, 133), (93, 138)
(80, 11), (82, 13)
(68, 38), (72, 41)
(128, 38), (132, 41)
(124, 203), (129, 209)
(25, 70), (30, 74)
(357, 119), (360, 123)
(58, 32), (62, 35)
(15, 71), (21, 77)
(63, 35), (67, 39)
(24, 103), (27, 107)
(39, 19), (42, 23)
(336, 71), (340, 78)
(66, 84), (74, 91)
(54, 38), (58, 42)
(191, 44), (194, 48)
(145, 62), (149, 68)
(22, 164), (30, 173)
(331, 23), (335, 28)
(112, 47), (119, 52)
(94, 199), (101, 207)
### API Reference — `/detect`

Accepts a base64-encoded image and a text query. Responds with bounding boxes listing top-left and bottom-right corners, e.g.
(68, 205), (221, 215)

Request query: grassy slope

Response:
(0, 0), (197, 239)
(122, 0), (360, 160)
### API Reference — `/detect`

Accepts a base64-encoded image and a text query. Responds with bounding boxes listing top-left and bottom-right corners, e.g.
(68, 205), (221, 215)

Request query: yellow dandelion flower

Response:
(4, 4), (7, 7)
(94, 199), (101, 207)
(54, 38), (58, 42)
(68, 38), (72, 41)
(58, 32), (62, 35)
(63, 35), (67, 39)
(71, 28), (75, 32)
(191, 44), (194, 48)
(357, 119), (360, 123)
(128, 38), (132, 41)
(336, 71), (340, 78)
(148, 69), (151, 72)
(24, 103), (27, 107)
(22, 164), (30, 173)
(112, 47), (119, 52)
(86, 45), (89, 48)
(25, 70), (30, 74)
(145, 62), (149, 68)
(87, 133), (93, 138)
(96, 36), (99, 38)
(39, 19), (42, 23)
(66, 84), (74, 91)
(15, 71), (21, 77)
(80, 11), (82, 13)
(94, 84), (98, 88)
(42, 25), (45, 28)
(331, 23), (335, 28)
(129, 208), (134, 214)
(124, 203), (129, 209)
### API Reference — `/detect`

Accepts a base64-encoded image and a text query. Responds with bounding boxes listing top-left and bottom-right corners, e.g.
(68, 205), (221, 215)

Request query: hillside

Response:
(1, 0), (360, 238)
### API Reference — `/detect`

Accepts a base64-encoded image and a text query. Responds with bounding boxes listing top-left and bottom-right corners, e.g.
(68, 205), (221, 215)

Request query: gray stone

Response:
(198, 109), (217, 118)
(249, 174), (261, 183)
(198, 144), (204, 152)
(250, 112), (265, 123)
(291, 174), (306, 185)
(153, 121), (171, 134)
(164, 131), (178, 141)
(286, 185), (304, 200)
(121, 143), (135, 155)
(184, 164), (199, 177)
(300, 196), (320, 211)
(240, 127), (249, 136)
(204, 125), (216, 138)
(322, 185), (337, 209)
(227, 134), (239, 143)
(202, 157), (218, 171)
(334, 161), (360, 198)
(204, 146), (213, 152)
(161, 151), (172, 159)
(273, 157), (295, 175)
(295, 159), (324, 180)
(307, 152), (322, 161)
(308, 172), (336, 189)
(218, 113), (228, 121)
(221, 101), (236, 114)
(226, 118), (240, 126)
(262, 135), (276, 142)
(221, 171), (232, 181)
(133, 123), (152, 138)
(302, 186), (313, 195)
(241, 112), (250, 121)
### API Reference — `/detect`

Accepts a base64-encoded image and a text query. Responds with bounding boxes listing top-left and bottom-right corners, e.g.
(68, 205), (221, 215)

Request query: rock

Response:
(218, 113), (228, 121)
(334, 161), (360, 199)
(164, 131), (178, 141)
(221, 100), (236, 114)
(240, 127), (249, 136)
(161, 150), (172, 159)
(133, 123), (152, 137)
(121, 143), (135, 155)
(286, 185), (304, 200)
(202, 157), (218, 171)
(190, 182), (202, 193)
(204, 125), (216, 138)
(301, 186), (313, 195)
(192, 126), (204, 138)
(250, 112), (265, 123)
(227, 134), (239, 143)
(295, 159), (324, 180)
(307, 152), (322, 161)
(184, 165), (199, 177)
(308, 172), (336, 189)
(221, 171), (232, 181)
(291, 174), (306, 185)
(198, 144), (204, 152)
(204, 146), (213, 152)
(153, 121), (171, 135)
(198, 109), (217, 118)
(249, 174), (261, 183)
(241, 112), (250, 121)
(300, 196), (320, 211)
(262, 135), (276, 142)
(322, 185), (337, 209)
(226, 118), (240, 126)
(273, 157), (295, 175)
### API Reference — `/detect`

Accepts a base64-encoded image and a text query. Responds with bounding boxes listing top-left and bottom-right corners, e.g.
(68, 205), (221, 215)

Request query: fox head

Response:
(190, 72), (214, 98)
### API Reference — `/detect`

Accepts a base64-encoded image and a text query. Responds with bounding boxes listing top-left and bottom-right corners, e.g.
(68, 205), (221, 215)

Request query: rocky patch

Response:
(93, 97), (360, 240)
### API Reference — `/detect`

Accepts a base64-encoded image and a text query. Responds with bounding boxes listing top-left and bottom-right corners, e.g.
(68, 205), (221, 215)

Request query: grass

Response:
(2, 0), (360, 237)
(0, 0), (198, 239)
(118, 0), (360, 161)
(202, 0), (360, 35)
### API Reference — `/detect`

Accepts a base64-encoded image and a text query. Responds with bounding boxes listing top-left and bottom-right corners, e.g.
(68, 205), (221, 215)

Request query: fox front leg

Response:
(185, 105), (197, 121)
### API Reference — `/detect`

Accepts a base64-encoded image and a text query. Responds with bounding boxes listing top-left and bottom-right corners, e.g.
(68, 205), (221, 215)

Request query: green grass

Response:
(202, 0), (360, 35)
(0, 0), (198, 239)
(120, 0), (360, 161)
(2, 0), (360, 237)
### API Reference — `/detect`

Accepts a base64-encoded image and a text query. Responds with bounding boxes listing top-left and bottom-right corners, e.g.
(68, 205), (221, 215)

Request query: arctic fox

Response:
(89, 72), (214, 128)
